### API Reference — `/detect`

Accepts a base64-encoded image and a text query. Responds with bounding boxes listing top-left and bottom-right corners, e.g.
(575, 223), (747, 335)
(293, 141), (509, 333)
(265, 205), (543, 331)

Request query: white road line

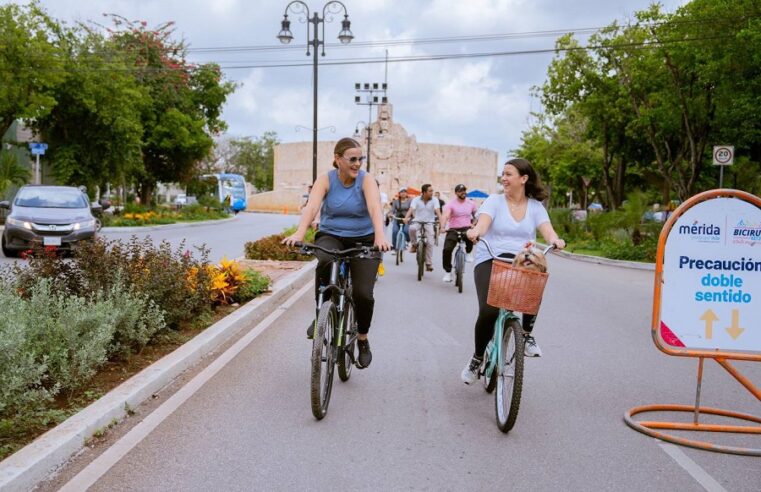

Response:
(59, 282), (313, 492)
(658, 442), (728, 492)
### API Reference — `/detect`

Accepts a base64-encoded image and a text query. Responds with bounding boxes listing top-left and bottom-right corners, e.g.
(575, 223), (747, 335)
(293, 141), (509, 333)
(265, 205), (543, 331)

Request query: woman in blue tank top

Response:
(284, 137), (391, 368)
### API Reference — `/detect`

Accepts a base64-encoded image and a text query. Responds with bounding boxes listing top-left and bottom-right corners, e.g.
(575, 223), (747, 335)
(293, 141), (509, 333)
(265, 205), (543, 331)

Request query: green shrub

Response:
(14, 237), (212, 330)
(22, 281), (115, 394)
(233, 269), (271, 303)
(102, 281), (168, 361)
(0, 290), (56, 427)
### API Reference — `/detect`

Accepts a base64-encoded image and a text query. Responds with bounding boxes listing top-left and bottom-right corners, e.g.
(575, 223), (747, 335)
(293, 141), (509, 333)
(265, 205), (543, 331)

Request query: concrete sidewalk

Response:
(0, 259), (316, 492)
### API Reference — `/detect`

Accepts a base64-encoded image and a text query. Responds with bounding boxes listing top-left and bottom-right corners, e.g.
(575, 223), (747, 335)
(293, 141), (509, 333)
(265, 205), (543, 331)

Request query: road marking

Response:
(657, 442), (727, 492)
(59, 281), (313, 492)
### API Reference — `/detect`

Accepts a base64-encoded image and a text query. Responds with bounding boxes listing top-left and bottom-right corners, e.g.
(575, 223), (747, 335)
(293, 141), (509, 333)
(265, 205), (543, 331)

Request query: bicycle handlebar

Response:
(478, 238), (557, 263)
(294, 241), (379, 257)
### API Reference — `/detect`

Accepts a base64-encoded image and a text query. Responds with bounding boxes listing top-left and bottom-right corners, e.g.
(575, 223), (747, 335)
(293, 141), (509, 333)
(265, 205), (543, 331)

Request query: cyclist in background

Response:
(462, 158), (565, 384)
(284, 137), (391, 369)
(404, 184), (442, 272)
(388, 187), (411, 251)
(440, 184), (477, 283)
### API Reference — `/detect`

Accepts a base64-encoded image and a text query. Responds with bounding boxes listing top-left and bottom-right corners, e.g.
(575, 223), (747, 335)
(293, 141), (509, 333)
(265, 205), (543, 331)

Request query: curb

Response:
(554, 249), (655, 271)
(0, 259), (317, 492)
(101, 215), (239, 233)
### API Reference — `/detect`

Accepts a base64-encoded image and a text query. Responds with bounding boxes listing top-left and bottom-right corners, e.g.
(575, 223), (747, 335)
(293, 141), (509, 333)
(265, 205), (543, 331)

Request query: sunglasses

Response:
(343, 155), (366, 164)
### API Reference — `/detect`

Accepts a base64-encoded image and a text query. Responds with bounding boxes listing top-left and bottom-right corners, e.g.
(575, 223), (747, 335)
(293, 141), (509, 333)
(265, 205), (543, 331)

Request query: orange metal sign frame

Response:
(625, 189), (761, 455)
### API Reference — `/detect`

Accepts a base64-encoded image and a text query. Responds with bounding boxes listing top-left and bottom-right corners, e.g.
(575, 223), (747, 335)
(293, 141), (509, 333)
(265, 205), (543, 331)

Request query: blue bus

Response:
(201, 173), (247, 213)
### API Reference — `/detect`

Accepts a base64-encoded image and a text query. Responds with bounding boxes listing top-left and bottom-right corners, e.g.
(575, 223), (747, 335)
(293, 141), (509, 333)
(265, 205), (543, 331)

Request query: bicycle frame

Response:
(483, 309), (521, 380)
(315, 258), (356, 358)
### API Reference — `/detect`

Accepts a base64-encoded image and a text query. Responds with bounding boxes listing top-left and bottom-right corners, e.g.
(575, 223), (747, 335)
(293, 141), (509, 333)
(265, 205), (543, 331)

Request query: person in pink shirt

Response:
(440, 184), (478, 282)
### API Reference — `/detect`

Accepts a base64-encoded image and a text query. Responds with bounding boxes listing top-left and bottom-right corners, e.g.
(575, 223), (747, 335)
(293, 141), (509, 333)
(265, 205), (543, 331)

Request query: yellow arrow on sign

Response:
(725, 309), (745, 340)
(699, 309), (719, 339)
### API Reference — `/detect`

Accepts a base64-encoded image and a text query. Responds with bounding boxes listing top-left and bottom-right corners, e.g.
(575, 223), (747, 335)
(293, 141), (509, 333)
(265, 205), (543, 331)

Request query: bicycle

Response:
(296, 241), (378, 420)
(433, 218), (440, 246)
(450, 230), (468, 293)
(410, 220), (435, 281)
(478, 238), (555, 433)
(392, 216), (407, 265)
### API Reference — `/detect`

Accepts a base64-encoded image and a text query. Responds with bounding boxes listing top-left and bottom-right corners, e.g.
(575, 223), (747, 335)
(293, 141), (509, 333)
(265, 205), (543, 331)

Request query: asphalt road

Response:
(0, 212), (299, 266)
(52, 242), (760, 491)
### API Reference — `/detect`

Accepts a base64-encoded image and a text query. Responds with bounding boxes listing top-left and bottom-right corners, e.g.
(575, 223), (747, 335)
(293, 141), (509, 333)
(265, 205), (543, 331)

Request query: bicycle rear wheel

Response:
(454, 248), (464, 293)
(311, 301), (337, 420)
(416, 242), (424, 281)
(337, 301), (356, 382)
(495, 319), (525, 433)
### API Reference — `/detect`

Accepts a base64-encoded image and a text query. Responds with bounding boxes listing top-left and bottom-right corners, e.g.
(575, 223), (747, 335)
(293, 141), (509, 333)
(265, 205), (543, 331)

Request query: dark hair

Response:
(421, 183), (432, 193)
(455, 184), (466, 192)
(505, 158), (547, 201)
(333, 137), (362, 168)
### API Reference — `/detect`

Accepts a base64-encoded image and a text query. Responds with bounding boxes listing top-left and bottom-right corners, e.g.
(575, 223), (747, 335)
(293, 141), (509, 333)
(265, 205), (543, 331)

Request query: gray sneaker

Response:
(524, 335), (542, 357)
(357, 339), (372, 368)
(460, 355), (483, 384)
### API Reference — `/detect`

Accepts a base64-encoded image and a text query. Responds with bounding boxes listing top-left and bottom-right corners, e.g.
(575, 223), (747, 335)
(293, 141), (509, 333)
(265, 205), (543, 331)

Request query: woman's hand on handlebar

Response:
(282, 232), (304, 248)
(551, 238), (566, 250)
(466, 228), (479, 243)
(374, 237), (391, 252)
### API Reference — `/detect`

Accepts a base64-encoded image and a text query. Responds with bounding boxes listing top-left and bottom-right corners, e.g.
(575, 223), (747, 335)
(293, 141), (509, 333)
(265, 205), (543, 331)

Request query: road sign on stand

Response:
(713, 145), (734, 188)
(625, 189), (761, 456)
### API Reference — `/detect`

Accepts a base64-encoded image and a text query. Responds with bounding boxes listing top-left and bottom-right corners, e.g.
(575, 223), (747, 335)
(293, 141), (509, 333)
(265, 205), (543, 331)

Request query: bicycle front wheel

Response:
(495, 320), (525, 433)
(395, 233), (404, 265)
(454, 249), (464, 293)
(311, 301), (337, 420)
(337, 300), (356, 382)
(417, 242), (425, 281)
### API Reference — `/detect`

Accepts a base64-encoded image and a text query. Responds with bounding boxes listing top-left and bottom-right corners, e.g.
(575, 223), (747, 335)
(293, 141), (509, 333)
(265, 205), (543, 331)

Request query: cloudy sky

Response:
(28, 0), (686, 166)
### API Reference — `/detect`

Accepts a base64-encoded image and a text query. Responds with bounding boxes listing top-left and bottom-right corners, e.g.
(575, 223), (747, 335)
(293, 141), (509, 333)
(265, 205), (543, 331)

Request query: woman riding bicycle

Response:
(284, 137), (391, 369)
(461, 158), (565, 384)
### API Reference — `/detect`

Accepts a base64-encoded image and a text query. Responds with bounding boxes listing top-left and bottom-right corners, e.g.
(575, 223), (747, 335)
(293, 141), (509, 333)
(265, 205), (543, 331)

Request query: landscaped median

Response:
(0, 232), (316, 491)
(100, 203), (230, 228)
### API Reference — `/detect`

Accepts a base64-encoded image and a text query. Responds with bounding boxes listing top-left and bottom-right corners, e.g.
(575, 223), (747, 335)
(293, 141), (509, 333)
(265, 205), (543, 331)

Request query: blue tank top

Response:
(319, 169), (374, 237)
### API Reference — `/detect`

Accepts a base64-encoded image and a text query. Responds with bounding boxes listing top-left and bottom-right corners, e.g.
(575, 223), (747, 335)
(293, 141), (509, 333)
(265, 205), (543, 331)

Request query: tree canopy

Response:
(520, 0), (761, 208)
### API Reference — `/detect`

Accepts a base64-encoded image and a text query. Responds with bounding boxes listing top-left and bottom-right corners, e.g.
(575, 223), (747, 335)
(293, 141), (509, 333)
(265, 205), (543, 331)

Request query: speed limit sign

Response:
(713, 145), (734, 166)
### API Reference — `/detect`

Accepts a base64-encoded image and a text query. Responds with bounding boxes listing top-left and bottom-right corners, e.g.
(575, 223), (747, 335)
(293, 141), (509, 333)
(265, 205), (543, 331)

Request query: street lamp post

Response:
(277, 1), (353, 184)
(353, 120), (370, 171)
(354, 82), (387, 173)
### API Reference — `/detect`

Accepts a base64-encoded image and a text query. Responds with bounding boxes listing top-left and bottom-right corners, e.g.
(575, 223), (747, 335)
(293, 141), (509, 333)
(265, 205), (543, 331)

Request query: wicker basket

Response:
(486, 260), (548, 315)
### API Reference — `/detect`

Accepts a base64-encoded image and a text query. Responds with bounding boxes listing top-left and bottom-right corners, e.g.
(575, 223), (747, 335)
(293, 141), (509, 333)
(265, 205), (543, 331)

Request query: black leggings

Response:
(314, 232), (380, 335)
(442, 227), (474, 273)
(472, 258), (536, 356)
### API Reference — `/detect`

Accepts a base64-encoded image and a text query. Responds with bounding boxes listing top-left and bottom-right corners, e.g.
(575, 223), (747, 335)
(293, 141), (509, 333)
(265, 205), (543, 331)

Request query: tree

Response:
(227, 132), (279, 192)
(107, 16), (236, 204)
(0, 1), (64, 138)
(32, 27), (145, 191)
(0, 151), (29, 198)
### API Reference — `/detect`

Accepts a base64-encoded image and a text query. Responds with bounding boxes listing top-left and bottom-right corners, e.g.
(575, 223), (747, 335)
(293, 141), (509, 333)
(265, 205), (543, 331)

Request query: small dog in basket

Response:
(512, 242), (547, 273)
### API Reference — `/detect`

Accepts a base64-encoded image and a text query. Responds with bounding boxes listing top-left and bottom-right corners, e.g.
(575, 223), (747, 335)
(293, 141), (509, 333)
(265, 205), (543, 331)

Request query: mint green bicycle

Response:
(479, 239), (554, 433)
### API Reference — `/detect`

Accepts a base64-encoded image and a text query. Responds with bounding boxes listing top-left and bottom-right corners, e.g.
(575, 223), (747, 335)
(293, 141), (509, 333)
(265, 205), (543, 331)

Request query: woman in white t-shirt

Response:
(461, 158), (565, 384)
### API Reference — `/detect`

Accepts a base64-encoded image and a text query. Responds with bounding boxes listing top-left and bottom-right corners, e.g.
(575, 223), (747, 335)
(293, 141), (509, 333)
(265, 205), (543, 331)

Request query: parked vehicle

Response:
(0, 185), (101, 258)
(174, 194), (188, 206)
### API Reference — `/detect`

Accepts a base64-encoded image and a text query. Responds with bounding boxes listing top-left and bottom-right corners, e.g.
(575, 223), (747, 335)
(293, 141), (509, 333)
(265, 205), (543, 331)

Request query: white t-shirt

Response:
(409, 196), (440, 223)
(473, 194), (550, 266)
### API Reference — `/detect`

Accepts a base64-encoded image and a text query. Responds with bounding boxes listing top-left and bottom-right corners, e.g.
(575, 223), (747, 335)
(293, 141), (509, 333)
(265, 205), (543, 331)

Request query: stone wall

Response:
(250, 104), (498, 212)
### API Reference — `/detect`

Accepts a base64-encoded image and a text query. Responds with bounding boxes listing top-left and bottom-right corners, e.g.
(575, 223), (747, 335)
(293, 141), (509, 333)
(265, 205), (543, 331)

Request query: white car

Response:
(174, 194), (188, 205)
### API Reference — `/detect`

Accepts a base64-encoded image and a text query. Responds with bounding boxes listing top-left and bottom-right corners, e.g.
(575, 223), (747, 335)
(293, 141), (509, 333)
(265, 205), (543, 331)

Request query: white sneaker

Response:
(524, 335), (543, 357)
(460, 355), (482, 384)
(466, 253), (474, 263)
(442, 272), (453, 282)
